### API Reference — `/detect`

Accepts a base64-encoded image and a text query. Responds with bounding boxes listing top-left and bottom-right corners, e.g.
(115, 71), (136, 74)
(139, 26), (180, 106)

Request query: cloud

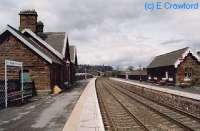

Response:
(0, 0), (200, 68)
(160, 39), (187, 45)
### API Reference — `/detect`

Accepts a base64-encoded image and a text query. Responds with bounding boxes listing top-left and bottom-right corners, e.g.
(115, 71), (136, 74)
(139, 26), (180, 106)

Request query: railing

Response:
(0, 80), (34, 108)
(0, 81), (5, 108)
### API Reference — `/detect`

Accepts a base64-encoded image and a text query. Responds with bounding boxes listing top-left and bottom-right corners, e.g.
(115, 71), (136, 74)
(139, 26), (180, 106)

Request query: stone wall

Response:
(176, 53), (200, 86)
(125, 83), (200, 118)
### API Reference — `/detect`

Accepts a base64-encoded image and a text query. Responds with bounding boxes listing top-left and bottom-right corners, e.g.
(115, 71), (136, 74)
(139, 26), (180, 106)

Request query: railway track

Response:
(109, 79), (200, 120)
(96, 79), (146, 131)
(96, 78), (200, 131)
(108, 79), (200, 123)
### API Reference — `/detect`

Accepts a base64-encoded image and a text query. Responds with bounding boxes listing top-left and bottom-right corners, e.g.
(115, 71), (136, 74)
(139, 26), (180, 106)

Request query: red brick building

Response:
(0, 10), (77, 94)
(147, 47), (200, 86)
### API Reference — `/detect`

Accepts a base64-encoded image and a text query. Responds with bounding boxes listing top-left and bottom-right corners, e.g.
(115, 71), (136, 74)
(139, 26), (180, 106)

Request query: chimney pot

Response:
(36, 21), (44, 33)
(197, 51), (200, 57)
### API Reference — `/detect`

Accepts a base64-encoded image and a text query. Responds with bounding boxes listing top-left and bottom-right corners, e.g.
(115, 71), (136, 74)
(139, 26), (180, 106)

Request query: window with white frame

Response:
(184, 67), (192, 81)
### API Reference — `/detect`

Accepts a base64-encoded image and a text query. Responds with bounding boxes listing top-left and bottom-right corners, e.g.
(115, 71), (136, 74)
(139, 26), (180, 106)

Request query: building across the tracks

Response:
(147, 47), (200, 86)
(117, 70), (148, 81)
(0, 10), (77, 94)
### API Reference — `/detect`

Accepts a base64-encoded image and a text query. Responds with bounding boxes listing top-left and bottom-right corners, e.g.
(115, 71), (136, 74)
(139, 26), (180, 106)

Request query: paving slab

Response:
(62, 78), (105, 131)
(111, 78), (200, 101)
(0, 80), (88, 131)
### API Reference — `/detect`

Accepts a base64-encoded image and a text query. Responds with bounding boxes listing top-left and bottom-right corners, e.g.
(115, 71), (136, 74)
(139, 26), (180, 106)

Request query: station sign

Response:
(5, 60), (23, 67)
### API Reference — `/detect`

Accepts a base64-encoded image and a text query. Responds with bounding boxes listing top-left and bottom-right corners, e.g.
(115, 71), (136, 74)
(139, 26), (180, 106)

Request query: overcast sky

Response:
(0, 0), (200, 68)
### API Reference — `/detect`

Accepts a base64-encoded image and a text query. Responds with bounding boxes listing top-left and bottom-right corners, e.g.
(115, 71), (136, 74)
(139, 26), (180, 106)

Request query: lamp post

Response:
(139, 65), (142, 82)
(85, 67), (87, 80)
(66, 60), (70, 88)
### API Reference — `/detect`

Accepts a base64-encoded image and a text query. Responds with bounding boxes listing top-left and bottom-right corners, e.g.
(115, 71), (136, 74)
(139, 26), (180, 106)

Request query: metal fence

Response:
(0, 80), (34, 109)
(0, 81), (5, 108)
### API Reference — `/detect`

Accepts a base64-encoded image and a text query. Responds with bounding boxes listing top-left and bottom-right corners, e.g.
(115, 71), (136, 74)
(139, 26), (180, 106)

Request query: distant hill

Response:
(77, 64), (113, 74)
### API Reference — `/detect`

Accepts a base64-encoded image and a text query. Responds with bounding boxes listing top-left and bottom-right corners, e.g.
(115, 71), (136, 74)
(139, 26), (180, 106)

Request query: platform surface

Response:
(62, 78), (105, 131)
(111, 78), (200, 101)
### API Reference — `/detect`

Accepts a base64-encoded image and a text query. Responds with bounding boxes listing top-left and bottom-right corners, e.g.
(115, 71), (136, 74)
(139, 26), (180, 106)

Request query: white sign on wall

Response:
(5, 60), (23, 67)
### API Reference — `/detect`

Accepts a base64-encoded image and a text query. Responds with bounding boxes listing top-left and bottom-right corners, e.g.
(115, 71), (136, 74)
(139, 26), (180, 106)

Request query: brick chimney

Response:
(19, 10), (38, 32)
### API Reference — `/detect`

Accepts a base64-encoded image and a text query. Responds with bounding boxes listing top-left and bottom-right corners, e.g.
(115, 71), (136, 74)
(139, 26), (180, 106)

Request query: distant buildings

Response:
(117, 70), (148, 81)
(0, 10), (77, 94)
(147, 47), (200, 86)
(117, 47), (200, 87)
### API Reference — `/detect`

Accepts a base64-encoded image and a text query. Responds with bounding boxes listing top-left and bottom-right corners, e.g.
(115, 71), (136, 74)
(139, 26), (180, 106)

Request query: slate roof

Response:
(120, 70), (147, 76)
(69, 45), (78, 64)
(28, 38), (62, 64)
(1, 25), (77, 65)
(43, 32), (66, 54)
(7, 25), (62, 64)
(129, 70), (147, 76)
(147, 47), (189, 68)
(22, 29), (64, 59)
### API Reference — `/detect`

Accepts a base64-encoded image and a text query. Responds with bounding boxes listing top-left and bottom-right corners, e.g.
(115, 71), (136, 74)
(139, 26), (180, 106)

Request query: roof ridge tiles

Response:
(156, 47), (189, 57)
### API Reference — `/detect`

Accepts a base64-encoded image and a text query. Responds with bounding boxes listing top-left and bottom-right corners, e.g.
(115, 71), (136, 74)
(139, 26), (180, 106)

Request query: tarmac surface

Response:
(0, 80), (88, 131)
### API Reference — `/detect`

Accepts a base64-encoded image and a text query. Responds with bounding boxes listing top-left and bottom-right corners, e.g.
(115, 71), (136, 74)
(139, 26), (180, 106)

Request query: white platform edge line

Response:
(94, 78), (105, 131)
(77, 78), (105, 131)
(111, 78), (200, 101)
(62, 79), (92, 131)
(62, 78), (105, 131)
